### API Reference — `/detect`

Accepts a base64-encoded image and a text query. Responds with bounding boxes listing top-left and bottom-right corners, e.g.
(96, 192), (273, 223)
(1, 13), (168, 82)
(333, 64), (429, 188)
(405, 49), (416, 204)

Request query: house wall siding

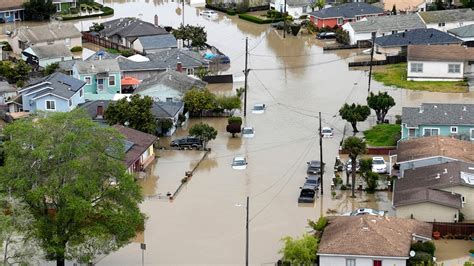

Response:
(407, 60), (466, 81)
(34, 95), (69, 112)
(425, 21), (474, 32)
(399, 157), (455, 177)
(74, 71), (121, 95)
(319, 255), (406, 266)
(0, 9), (24, 23)
(396, 202), (459, 222)
(401, 124), (474, 140)
(9, 36), (81, 54)
(439, 185), (474, 220)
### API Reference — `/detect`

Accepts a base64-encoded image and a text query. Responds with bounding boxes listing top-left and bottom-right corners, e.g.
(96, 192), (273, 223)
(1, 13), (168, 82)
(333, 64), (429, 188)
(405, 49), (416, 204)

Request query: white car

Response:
(321, 127), (334, 138)
(345, 159), (360, 172)
(199, 10), (218, 18)
(242, 127), (255, 138)
(232, 156), (248, 170)
(252, 104), (266, 114)
(343, 208), (386, 216)
(372, 157), (387, 174)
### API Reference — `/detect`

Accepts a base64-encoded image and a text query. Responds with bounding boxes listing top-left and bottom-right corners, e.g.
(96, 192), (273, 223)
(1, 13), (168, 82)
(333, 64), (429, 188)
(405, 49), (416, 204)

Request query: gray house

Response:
(134, 34), (177, 55)
(0, 81), (17, 105)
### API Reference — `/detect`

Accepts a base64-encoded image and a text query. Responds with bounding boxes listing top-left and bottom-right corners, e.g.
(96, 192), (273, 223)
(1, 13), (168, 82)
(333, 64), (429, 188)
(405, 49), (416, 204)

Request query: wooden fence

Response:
(348, 55), (406, 67)
(81, 32), (144, 55)
(431, 222), (474, 237)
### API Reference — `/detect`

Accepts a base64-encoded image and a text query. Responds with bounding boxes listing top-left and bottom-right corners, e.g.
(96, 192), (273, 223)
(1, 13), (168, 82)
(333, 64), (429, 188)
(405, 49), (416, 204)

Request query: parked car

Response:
(298, 185), (316, 203)
(372, 157), (387, 174)
(317, 32), (336, 39)
(303, 175), (320, 190)
(170, 136), (203, 150)
(345, 159), (360, 173)
(232, 156), (248, 170)
(242, 127), (255, 138)
(215, 54), (230, 64)
(334, 156), (344, 171)
(199, 10), (218, 18)
(271, 21), (285, 30)
(307, 160), (322, 175)
(321, 127), (334, 138)
(252, 103), (266, 114)
(343, 208), (386, 216)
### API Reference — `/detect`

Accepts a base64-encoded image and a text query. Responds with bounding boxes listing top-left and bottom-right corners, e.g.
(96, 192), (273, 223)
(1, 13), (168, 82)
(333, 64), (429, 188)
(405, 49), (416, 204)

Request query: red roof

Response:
(121, 76), (140, 86)
(113, 125), (158, 167)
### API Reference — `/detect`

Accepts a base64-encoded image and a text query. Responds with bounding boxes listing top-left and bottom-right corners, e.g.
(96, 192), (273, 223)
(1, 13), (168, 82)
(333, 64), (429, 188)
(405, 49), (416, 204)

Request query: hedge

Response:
(238, 14), (284, 24)
(61, 6), (114, 21)
(70, 46), (83, 52)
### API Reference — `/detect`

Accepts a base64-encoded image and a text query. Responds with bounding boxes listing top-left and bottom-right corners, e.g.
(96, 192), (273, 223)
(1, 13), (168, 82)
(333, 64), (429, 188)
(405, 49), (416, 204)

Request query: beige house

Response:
(8, 23), (82, 54)
(394, 161), (474, 222)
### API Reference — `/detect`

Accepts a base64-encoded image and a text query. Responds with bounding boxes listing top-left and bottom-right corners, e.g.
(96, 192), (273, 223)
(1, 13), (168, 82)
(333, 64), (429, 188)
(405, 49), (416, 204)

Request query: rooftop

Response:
(27, 43), (73, 60)
(348, 13), (425, 33)
(379, 0), (425, 12)
(152, 101), (184, 119)
(419, 8), (474, 24)
(448, 24), (474, 38)
(309, 3), (384, 19)
(113, 125), (158, 168)
(135, 70), (207, 97)
(397, 136), (474, 163)
(270, 0), (310, 6)
(19, 72), (85, 100)
(0, 0), (25, 12)
(137, 34), (177, 51)
(74, 59), (121, 74)
(408, 45), (474, 62)
(402, 103), (474, 127)
(118, 48), (208, 71)
(86, 50), (123, 61)
(318, 216), (432, 257)
(79, 100), (112, 121)
(374, 28), (462, 48)
(14, 23), (81, 44)
(100, 18), (168, 39)
(0, 81), (17, 93)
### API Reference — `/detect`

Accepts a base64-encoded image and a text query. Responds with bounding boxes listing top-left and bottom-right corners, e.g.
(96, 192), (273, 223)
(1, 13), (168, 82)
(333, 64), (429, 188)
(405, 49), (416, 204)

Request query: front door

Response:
(97, 78), (104, 92)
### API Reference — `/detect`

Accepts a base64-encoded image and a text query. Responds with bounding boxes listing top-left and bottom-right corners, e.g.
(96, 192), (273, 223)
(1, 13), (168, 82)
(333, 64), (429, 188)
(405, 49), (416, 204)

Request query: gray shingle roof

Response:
(21, 72), (85, 100)
(419, 8), (474, 24)
(402, 103), (474, 127)
(86, 50), (123, 61)
(308, 3), (384, 19)
(15, 23), (81, 44)
(74, 59), (121, 74)
(270, 0), (310, 6)
(0, 0), (25, 12)
(79, 100), (112, 121)
(152, 101), (184, 118)
(135, 70), (207, 95)
(100, 18), (168, 39)
(29, 43), (72, 60)
(119, 48), (208, 72)
(374, 28), (462, 47)
(349, 13), (425, 33)
(0, 81), (17, 93)
(408, 45), (474, 62)
(137, 34), (177, 51)
(448, 24), (474, 38)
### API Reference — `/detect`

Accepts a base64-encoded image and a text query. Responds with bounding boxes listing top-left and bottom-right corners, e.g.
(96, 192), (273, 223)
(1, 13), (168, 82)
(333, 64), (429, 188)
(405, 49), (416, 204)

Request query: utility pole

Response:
(245, 196), (249, 266)
(182, 0), (185, 26)
(244, 37), (249, 117)
(283, 0), (287, 38)
(367, 31), (376, 93)
(319, 112), (323, 195)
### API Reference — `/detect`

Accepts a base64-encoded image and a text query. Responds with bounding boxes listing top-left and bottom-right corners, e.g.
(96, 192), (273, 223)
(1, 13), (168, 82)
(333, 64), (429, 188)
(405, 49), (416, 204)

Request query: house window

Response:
(85, 76), (91, 85)
(438, 22), (445, 27)
(408, 128), (416, 138)
(187, 68), (195, 76)
(5, 12), (11, 17)
(45, 100), (56, 111)
(411, 63), (423, 73)
(373, 260), (382, 266)
(79, 89), (83, 97)
(166, 97), (173, 102)
(337, 17), (344, 25)
(346, 259), (356, 266)
(450, 126), (458, 134)
(470, 129), (474, 140)
(302, 6), (307, 13)
(65, 38), (71, 47)
(392, 30), (397, 34)
(109, 75), (115, 86)
(68, 99), (72, 107)
(448, 64), (461, 73)
(423, 128), (439, 136)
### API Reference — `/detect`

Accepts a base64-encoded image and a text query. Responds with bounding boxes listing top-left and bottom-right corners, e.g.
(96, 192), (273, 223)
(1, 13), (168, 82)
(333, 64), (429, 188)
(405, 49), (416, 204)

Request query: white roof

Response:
(127, 54), (150, 62)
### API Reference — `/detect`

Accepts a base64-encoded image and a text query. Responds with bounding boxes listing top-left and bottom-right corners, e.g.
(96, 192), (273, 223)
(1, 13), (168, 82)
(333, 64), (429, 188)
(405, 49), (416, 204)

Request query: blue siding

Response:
(401, 124), (474, 140)
(21, 87), (85, 113)
(74, 71), (122, 95)
(0, 10), (24, 23)
(34, 95), (69, 112)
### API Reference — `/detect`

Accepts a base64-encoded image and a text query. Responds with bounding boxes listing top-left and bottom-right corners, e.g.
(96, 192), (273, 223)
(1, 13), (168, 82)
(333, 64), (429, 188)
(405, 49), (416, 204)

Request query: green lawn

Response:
(364, 124), (400, 147)
(372, 63), (468, 93)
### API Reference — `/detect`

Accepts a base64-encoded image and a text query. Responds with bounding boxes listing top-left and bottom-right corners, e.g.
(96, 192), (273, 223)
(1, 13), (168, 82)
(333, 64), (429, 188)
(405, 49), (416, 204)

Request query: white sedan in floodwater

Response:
(252, 104), (266, 114)
(232, 156), (248, 170)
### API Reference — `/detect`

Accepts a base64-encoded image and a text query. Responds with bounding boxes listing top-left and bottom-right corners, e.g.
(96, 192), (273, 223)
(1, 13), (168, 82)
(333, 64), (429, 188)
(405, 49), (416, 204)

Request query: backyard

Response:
(373, 63), (468, 93)
(363, 124), (400, 147)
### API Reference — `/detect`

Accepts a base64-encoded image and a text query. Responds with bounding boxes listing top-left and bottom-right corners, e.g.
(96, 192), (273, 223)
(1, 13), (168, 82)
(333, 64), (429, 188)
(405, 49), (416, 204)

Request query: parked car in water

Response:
(170, 136), (203, 150)
(252, 103), (266, 114)
(298, 185), (316, 203)
(372, 157), (387, 174)
(199, 10), (218, 18)
(271, 21), (285, 30)
(343, 208), (386, 216)
(242, 127), (255, 138)
(345, 159), (360, 173)
(321, 127), (334, 138)
(302, 175), (320, 190)
(307, 160), (322, 175)
(232, 156), (248, 170)
(317, 32), (336, 39)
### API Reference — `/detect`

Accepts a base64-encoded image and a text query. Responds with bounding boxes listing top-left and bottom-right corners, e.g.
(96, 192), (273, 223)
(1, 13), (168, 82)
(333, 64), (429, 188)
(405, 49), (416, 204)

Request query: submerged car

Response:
(317, 32), (336, 39)
(321, 127), (334, 138)
(242, 127), (255, 138)
(307, 160), (322, 175)
(303, 175), (320, 190)
(345, 159), (360, 173)
(298, 185), (316, 203)
(200, 10), (218, 18)
(372, 157), (387, 174)
(170, 136), (203, 150)
(252, 103), (266, 114)
(343, 208), (386, 216)
(232, 156), (248, 170)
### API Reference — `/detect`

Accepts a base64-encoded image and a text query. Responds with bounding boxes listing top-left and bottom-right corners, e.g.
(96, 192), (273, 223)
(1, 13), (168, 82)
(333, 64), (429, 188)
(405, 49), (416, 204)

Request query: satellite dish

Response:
(409, 250), (416, 257)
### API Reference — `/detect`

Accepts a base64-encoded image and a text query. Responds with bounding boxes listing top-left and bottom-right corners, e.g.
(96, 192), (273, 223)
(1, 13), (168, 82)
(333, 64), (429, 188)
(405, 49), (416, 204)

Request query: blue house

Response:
(72, 59), (122, 100)
(18, 72), (86, 113)
(0, 0), (24, 23)
(401, 103), (474, 141)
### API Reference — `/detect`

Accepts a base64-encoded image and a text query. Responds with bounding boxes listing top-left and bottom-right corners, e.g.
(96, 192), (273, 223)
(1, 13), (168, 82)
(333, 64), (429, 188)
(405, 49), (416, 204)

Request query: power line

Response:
(249, 52), (324, 58)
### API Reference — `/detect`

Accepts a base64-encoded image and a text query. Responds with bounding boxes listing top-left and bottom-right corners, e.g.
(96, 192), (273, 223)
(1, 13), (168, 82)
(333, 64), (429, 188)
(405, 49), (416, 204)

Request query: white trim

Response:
(450, 126), (458, 134)
(397, 155), (458, 164)
(470, 128), (474, 140)
(18, 81), (50, 93)
(84, 76), (92, 85)
(23, 87), (52, 97)
(108, 75), (115, 86)
(318, 253), (409, 260)
(45, 100), (56, 111)
(32, 92), (69, 101)
(412, 233), (432, 241)
(422, 127), (440, 136)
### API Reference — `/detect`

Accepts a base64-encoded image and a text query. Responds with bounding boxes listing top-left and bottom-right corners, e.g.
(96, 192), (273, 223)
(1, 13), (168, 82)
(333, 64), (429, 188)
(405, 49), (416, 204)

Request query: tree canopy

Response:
(104, 94), (157, 134)
(183, 88), (216, 115)
(172, 25), (207, 48)
(189, 123), (217, 149)
(279, 234), (318, 265)
(23, 0), (56, 21)
(367, 91), (395, 124)
(226, 116), (242, 137)
(0, 110), (145, 265)
(342, 136), (367, 197)
(339, 103), (370, 133)
(0, 60), (31, 87)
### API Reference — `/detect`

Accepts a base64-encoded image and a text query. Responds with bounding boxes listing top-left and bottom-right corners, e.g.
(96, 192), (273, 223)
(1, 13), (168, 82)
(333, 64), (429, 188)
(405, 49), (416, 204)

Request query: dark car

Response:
(271, 21), (285, 30)
(317, 32), (336, 39)
(303, 175), (320, 190)
(307, 160), (322, 175)
(215, 55), (230, 64)
(0, 18), (5, 24)
(170, 136), (203, 150)
(298, 185), (316, 203)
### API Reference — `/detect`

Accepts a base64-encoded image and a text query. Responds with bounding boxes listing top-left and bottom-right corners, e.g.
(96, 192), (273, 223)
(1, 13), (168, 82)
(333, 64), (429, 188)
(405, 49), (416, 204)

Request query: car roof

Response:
(372, 156), (385, 160)
(243, 127), (254, 130)
(234, 156), (245, 160)
(309, 160), (321, 165)
(322, 127), (332, 130)
(307, 175), (319, 180)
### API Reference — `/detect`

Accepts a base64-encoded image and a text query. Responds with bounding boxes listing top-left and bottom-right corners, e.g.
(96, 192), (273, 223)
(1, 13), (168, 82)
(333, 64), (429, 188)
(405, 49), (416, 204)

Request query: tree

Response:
(0, 60), (31, 85)
(461, 0), (474, 8)
(279, 234), (318, 265)
(339, 103), (370, 133)
(335, 29), (350, 45)
(359, 158), (379, 193)
(196, 66), (210, 80)
(189, 123), (217, 149)
(172, 25), (207, 48)
(43, 63), (59, 76)
(391, 4), (397, 14)
(342, 136), (367, 197)
(217, 96), (241, 112)
(23, 0), (56, 21)
(104, 94), (157, 134)
(183, 88), (216, 116)
(367, 91), (395, 124)
(226, 116), (242, 137)
(310, 0), (325, 11)
(0, 110), (145, 266)
(89, 22), (105, 32)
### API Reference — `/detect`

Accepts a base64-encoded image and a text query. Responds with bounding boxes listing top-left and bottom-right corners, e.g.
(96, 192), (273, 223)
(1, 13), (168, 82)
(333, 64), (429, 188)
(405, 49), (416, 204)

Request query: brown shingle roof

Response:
(397, 136), (474, 163)
(382, 0), (425, 12)
(318, 216), (432, 257)
(0, 0), (24, 12)
(408, 45), (474, 62)
(113, 125), (158, 168)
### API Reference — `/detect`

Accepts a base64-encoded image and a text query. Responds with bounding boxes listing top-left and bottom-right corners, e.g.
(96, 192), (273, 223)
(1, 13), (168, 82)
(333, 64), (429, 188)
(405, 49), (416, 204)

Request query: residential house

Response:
(407, 45), (474, 81)
(374, 28), (462, 56)
(395, 136), (474, 177)
(80, 99), (111, 123)
(118, 48), (209, 80)
(134, 70), (207, 102)
(374, 0), (426, 13)
(448, 24), (474, 46)
(113, 125), (158, 174)
(22, 44), (73, 68)
(134, 34), (178, 55)
(18, 72), (85, 113)
(53, 0), (77, 13)
(86, 50), (123, 61)
(270, 0), (310, 18)
(8, 23), (82, 54)
(401, 103), (474, 140)
(99, 18), (168, 48)
(394, 161), (474, 222)
(308, 3), (384, 28)
(0, 81), (17, 105)
(318, 215), (432, 266)
(342, 13), (425, 45)
(418, 9), (474, 32)
(72, 59), (121, 100)
(0, 0), (24, 23)
(208, 0), (268, 8)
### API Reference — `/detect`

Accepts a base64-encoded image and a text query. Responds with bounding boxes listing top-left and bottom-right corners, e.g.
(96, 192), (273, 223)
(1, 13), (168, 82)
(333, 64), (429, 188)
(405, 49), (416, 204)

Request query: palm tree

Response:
(342, 136), (367, 198)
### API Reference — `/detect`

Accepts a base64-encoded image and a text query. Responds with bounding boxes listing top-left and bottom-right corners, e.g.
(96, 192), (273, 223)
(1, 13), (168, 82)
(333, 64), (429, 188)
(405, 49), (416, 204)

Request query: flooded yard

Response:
(434, 240), (474, 266)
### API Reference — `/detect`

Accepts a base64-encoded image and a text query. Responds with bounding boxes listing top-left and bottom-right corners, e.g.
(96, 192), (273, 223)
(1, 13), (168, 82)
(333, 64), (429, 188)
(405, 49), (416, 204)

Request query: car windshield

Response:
(254, 105), (264, 110)
(306, 179), (318, 185)
(373, 159), (385, 165)
(243, 128), (254, 134)
(233, 159), (246, 166)
(322, 129), (332, 133)
(300, 189), (315, 197)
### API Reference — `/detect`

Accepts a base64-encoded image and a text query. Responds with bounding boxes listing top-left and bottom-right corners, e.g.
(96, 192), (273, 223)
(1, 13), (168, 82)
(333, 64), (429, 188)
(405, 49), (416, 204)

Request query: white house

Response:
(22, 44), (73, 68)
(270, 0), (310, 18)
(418, 9), (474, 32)
(342, 13), (425, 45)
(407, 45), (474, 81)
(318, 216), (432, 266)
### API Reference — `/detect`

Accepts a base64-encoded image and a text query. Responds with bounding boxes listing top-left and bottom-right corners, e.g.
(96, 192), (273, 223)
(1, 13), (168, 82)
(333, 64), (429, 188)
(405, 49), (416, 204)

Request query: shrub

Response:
(331, 191), (336, 198)
(408, 251), (433, 266)
(411, 241), (436, 256)
(395, 114), (402, 124)
(238, 13), (284, 24)
(340, 184), (347, 190)
(228, 116), (242, 125)
(70, 46), (83, 52)
(299, 15), (308, 19)
(227, 9), (236, 15)
(314, 216), (327, 231)
(469, 248), (474, 254)
(120, 49), (135, 57)
(1, 42), (12, 51)
(335, 28), (350, 45)
(334, 174), (343, 186)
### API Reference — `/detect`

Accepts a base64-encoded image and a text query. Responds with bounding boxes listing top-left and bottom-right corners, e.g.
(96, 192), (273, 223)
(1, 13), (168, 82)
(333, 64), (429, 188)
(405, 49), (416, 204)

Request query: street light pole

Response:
(367, 31), (376, 93)
(319, 112), (323, 195)
(246, 196), (249, 266)
(283, 0), (287, 38)
(244, 37), (249, 117)
(182, 0), (185, 26)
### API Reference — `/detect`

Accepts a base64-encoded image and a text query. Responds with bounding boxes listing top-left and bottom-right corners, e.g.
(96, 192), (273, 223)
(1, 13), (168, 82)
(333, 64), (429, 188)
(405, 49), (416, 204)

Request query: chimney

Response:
(96, 105), (104, 119)
(176, 62), (183, 72)
(154, 15), (159, 26)
(435, 173), (440, 179)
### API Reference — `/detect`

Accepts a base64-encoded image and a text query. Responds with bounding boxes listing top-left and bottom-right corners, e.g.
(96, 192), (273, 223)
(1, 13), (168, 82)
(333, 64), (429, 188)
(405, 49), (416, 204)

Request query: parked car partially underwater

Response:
(170, 136), (203, 150)
(232, 156), (248, 170)
(343, 208), (387, 216)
